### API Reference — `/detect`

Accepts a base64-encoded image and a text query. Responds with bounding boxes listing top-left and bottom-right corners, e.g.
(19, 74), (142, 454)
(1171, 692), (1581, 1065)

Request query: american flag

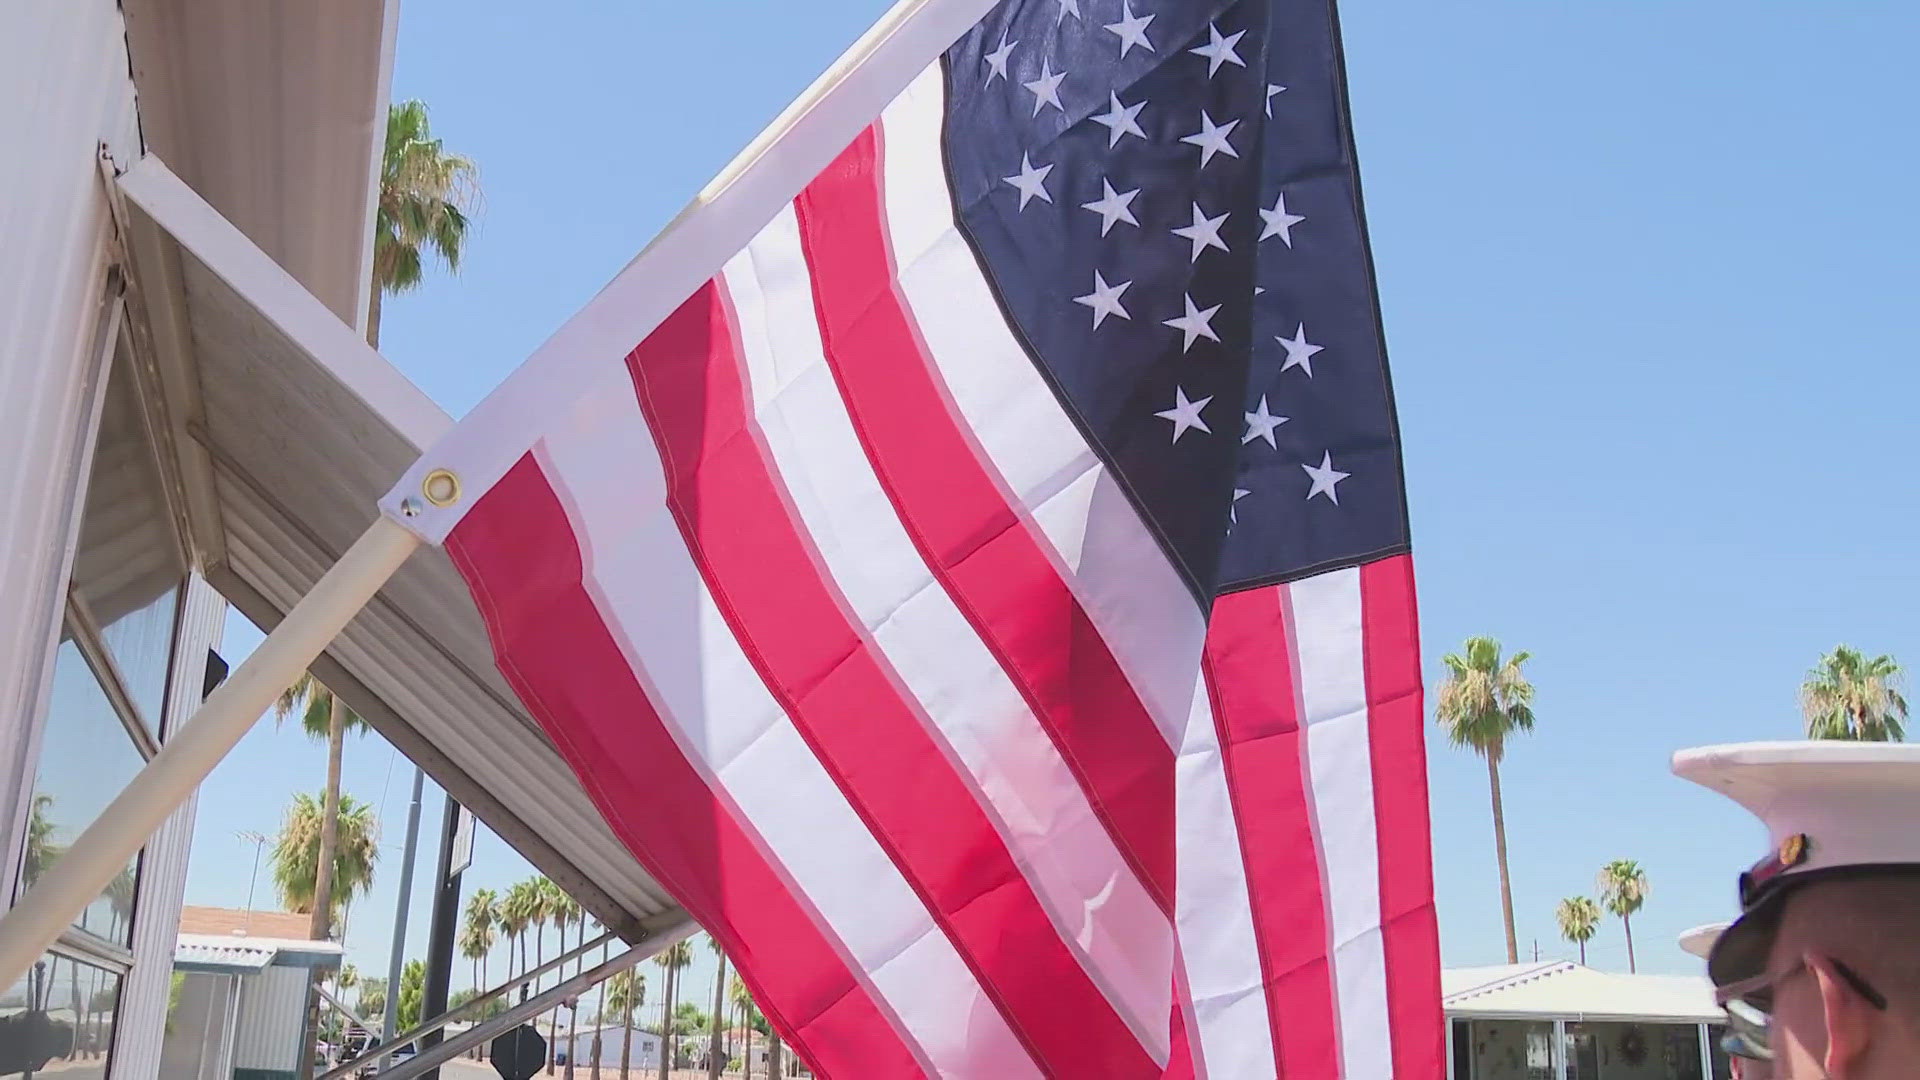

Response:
(386, 0), (1440, 1075)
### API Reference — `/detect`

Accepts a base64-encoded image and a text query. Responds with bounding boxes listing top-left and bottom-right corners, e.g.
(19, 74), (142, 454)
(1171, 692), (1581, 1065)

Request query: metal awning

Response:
(112, 156), (688, 943)
(174, 934), (341, 975)
(1442, 962), (1721, 1024)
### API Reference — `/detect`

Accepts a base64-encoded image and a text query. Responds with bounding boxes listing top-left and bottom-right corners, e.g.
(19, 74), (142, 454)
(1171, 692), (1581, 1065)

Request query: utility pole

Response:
(419, 793), (466, 1080)
(382, 766), (426, 1070)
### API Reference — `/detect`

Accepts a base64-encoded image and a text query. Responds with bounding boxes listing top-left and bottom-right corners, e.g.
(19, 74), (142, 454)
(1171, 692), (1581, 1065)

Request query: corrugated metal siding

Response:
(0, 0), (142, 889)
(234, 966), (309, 1073)
(113, 571), (227, 1079)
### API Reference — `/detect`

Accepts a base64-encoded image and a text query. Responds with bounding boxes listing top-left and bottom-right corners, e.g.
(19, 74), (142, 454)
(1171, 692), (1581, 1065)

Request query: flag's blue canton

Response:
(941, 0), (1408, 602)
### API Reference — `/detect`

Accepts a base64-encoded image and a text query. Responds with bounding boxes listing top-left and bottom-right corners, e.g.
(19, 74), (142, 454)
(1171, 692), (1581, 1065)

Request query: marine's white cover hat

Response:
(1671, 740), (1920, 988)
(1678, 922), (1728, 960)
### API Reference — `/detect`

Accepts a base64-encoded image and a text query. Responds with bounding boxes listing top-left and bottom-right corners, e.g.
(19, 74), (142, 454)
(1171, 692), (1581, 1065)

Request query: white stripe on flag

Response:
(877, 66), (1208, 745)
(535, 365), (1040, 1079)
(719, 205), (1174, 1057)
(1291, 567), (1393, 1077)
(1175, 674), (1280, 1078)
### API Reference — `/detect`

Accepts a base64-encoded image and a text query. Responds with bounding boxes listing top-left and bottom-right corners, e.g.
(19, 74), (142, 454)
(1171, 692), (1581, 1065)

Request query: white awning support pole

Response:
(0, 517), (420, 986)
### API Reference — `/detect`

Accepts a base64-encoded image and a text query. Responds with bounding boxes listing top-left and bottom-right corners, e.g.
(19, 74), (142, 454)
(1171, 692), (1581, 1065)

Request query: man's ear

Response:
(1811, 953), (1873, 1076)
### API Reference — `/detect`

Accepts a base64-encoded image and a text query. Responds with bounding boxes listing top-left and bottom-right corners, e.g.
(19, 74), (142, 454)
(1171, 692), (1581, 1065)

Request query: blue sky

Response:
(184, 0), (1920, 1012)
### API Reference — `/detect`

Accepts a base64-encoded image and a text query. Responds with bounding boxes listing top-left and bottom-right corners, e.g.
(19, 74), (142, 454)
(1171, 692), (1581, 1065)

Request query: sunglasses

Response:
(1719, 956), (1887, 1061)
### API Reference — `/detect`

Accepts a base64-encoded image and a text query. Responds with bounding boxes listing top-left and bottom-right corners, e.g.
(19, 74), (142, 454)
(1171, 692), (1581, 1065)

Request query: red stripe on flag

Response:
(447, 454), (926, 1079)
(623, 277), (1159, 1079)
(1203, 586), (1343, 1079)
(792, 122), (1178, 919)
(1360, 555), (1444, 1079)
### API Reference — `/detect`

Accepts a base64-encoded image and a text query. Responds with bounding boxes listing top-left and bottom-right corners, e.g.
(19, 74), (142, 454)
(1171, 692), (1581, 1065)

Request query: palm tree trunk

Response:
(1622, 912), (1636, 973)
(708, 953), (727, 1080)
(1578, 940), (1586, 965)
(619, 1007), (632, 1080)
(296, 697), (349, 1080)
(1487, 755), (1519, 964)
(593, 939), (609, 1080)
(564, 921), (582, 1079)
(367, 288), (383, 350)
(767, 1031), (782, 1079)
(549, 919), (565, 1076)
(312, 697), (346, 939)
(658, 966), (675, 1080)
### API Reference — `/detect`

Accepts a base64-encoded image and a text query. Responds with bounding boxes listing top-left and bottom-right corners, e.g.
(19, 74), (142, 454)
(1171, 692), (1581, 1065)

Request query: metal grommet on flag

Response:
(399, 498), (423, 518)
(422, 468), (462, 508)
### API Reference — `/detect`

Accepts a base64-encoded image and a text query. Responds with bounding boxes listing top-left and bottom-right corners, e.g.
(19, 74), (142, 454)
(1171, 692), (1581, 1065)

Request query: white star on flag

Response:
(1266, 83), (1287, 116)
(1189, 23), (1247, 77)
(1228, 487), (1251, 531)
(1073, 271), (1132, 328)
(1090, 92), (1148, 148)
(1242, 396), (1289, 447)
(1104, 0), (1155, 57)
(984, 32), (1017, 86)
(1172, 201), (1230, 262)
(1162, 294), (1222, 351)
(1259, 192), (1306, 246)
(1024, 59), (1066, 116)
(1180, 110), (1240, 168)
(1056, 0), (1080, 21)
(1154, 386), (1212, 443)
(1002, 153), (1054, 210)
(1277, 323), (1324, 375)
(1081, 180), (1140, 236)
(1302, 451), (1351, 503)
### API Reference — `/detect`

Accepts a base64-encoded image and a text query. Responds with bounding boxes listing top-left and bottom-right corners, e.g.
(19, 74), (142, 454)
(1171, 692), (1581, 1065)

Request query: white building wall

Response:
(234, 966), (310, 1078)
(115, 573), (226, 1078)
(0, 0), (143, 880)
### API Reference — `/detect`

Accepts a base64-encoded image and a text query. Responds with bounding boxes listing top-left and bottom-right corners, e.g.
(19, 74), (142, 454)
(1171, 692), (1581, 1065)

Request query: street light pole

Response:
(381, 766), (426, 1069)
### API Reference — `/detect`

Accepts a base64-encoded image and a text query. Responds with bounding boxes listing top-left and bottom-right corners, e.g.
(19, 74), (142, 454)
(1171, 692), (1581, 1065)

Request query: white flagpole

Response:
(0, 516), (420, 986)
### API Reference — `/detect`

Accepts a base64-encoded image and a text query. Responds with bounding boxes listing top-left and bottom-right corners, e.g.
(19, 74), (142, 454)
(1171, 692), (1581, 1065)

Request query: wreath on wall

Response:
(1616, 1025), (1648, 1067)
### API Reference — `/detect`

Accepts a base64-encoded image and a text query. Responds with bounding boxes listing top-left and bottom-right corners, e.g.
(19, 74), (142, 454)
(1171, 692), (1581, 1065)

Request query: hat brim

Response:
(1706, 890), (1787, 994)
(1707, 864), (1920, 994)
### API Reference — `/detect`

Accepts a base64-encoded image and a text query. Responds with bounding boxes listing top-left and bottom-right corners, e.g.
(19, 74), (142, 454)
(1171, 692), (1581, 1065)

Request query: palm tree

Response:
(398, 959), (427, 1029)
(274, 675), (371, 944)
(1555, 896), (1601, 966)
(357, 978), (386, 1021)
(602, 969), (645, 1080)
(22, 793), (61, 885)
(1597, 860), (1650, 973)
(501, 880), (542, 1001)
(270, 792), (379, 926)
(1434, 635), (1536, 964)
(1801, 645), (1908, 741)
(655, 939), (694, 1080)
(369, 100), (479, 347)
(543, 880), (583, 1076)
(705, 936), (728, 1080)
(729, 976), (759, 1080)
(104, 865), (136, 942)
(460, 921), (493, 1003)
(463, 889), (499, 994)
(591, 931), (610, 1080)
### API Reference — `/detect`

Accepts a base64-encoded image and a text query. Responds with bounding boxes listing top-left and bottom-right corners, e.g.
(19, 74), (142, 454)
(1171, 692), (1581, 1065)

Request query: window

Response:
(0, 951), (121, 1079)
(12, 328), (182, 950)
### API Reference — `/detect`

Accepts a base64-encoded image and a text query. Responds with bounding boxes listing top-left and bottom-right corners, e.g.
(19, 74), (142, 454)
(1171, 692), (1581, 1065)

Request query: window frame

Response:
(4, 273), (196, 1058)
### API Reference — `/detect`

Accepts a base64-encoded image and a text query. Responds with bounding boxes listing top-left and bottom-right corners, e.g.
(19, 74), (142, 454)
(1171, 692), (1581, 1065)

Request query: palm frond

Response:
(1433, 635), (1536, 761)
